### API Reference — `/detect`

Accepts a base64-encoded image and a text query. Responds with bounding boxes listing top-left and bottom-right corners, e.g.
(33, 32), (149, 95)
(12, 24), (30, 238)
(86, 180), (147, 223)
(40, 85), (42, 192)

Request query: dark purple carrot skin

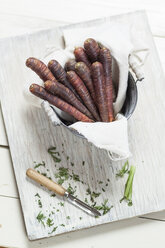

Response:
(64, 59), (76, 72)
(99, 48), (114, 122)
(29, 84), (93, 123)
(26, 57), (56, 82)
(84, 38), (100, 63)
(75, 62), (96, 103)
(91, 62), (109, 122)
(44, 80), (94, 120)
(67, 71), (100, 121)
(48, 60), (81, 101)
(74, 47), (91, 68)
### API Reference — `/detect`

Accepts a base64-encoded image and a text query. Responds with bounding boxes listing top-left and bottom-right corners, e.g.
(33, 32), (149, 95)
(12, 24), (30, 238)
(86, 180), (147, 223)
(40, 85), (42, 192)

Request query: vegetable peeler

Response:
(26, 168), (101, 217)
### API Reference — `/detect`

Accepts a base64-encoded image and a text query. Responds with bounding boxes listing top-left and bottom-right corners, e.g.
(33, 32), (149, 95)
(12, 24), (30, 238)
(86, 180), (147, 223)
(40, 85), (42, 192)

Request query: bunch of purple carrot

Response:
(26, 38), (115, 123)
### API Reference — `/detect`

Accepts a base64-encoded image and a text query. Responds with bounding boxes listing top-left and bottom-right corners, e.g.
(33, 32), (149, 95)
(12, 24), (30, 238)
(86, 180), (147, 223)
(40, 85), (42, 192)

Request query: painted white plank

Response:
(1, 0), (165, 36)
(0, 13), (67, 39)
(0, 104), (8, 146)
(1, 11), (165, 240)
(0, 147), (18, 198)
(0, 196), (165, 248)
(154, 37), (165, 67)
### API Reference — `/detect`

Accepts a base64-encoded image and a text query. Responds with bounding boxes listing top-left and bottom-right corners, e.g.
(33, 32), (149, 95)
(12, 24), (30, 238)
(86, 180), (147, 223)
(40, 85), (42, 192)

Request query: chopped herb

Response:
(57, 178), (64, 185)
(66, 216), (70, 219)
(41, 172), (47, 177)
(91, 202), (96, 207)
(56, 209), (60, 212)
(71, 162), (74, 167)
(82, 161), (85, 166)
(47, 169), (49, 172)
(51, 211), (55, 214)
(85, 198), (88, 203)
(98, 181), (103, 184)
(94, 199), (113, 215)
(72, 226), (74, 229)
(120, 165), (136, 206)
(67, 156), (69, 160)
(34, 161), (45, 169)
(79, 217), (82, 220)
(58, 202), (64, 207)
(107, 179), (110, 182)
(86, 188), (101, 202)
(35, 193), (40, 198)
(55, 167), (69, 180)
(38, 199), (42, 208)
(36, 211), (46, 227)
(91, 192), (101, 198)
(51, 193), (56, 197)
(72, 172), (80, 182)
(48, 147), (61, 163)
(116, 161), (129, 178)
(102, 188), (105, 192)
(48, 226), (58, 234)
(105, 183), (108, 187)
(67, 183), (76, 195)
(60, 224), (65, 227)
(46, 218), (54, 227)
(86, 188), (91, 195)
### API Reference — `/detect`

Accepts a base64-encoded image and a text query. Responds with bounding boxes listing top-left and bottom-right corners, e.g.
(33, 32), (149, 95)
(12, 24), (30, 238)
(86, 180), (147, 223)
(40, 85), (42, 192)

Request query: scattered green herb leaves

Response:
(116, 161), (129, 178)
(86, 188), (101, 202)
(48, 226), (58, 234)
(36, 211), (46, 227)
(51, 193), (56, 197)
(46, 218), (54, 227)
(34, 161), (45, 169)
(95, 199), (113, 215)
(48, 147), (61, 163)
(67, 183), (76, 195)
(58, 202), (64, 207)
(38, 199), (42, 208)
(72, 172), (80, 182)
(35, 193), (40, 198)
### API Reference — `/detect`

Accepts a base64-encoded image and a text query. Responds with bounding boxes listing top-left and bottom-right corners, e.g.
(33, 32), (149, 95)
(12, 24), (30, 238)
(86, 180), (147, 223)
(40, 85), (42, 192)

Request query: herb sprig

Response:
(116, 161), (129, 177)
(48, 147), (61, 163)
(36, 211), (46, 227)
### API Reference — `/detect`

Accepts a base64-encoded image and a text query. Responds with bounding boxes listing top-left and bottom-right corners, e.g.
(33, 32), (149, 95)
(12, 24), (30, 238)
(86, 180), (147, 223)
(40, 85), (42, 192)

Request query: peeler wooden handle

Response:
(26, 168), (66, 196)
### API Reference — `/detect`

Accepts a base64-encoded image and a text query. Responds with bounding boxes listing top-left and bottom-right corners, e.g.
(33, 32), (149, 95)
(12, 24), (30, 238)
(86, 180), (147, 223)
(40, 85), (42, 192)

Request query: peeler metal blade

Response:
(64, 191), (101, 217)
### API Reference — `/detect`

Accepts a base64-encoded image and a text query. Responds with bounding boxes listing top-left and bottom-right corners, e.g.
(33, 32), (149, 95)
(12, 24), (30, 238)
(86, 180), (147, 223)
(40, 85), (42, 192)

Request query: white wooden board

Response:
(0, 105), (8, 146)
(0, 11), (165, 240)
